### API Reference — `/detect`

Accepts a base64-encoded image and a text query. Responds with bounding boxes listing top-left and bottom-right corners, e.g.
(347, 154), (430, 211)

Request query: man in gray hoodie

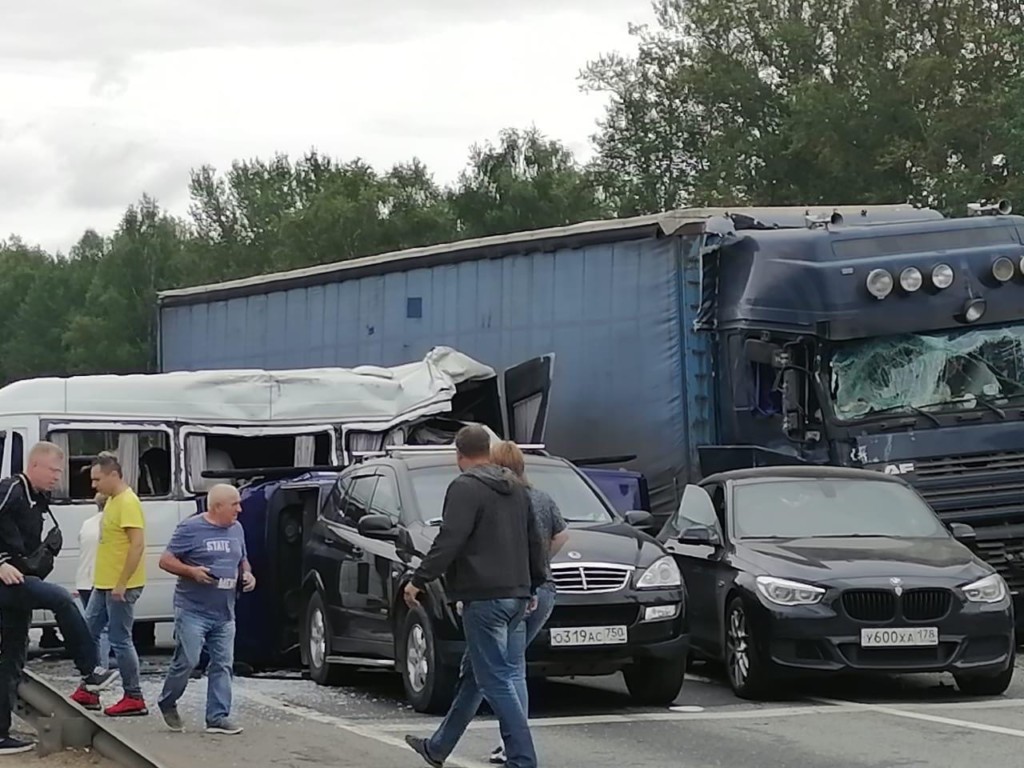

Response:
(403, 425), (546, 768)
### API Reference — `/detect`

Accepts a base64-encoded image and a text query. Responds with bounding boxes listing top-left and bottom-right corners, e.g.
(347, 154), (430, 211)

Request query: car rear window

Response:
(408, 464), (613, 523)
(732, 478), (948, 539)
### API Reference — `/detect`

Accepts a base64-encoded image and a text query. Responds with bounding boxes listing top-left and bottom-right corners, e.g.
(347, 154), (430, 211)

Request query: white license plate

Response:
(860, 627), (939, 647)
(550, 626), (628, 647)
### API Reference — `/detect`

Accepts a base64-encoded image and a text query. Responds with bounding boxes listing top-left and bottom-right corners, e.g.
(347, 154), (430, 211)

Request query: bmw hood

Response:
(735, 535), (991, 586)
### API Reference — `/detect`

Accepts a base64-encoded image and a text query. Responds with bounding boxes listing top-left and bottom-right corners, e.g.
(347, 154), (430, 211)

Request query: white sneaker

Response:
(488, 745), (507, 764)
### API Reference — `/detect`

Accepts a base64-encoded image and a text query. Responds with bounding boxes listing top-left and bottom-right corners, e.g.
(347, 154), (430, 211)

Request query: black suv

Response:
(300, 448), (689, 713)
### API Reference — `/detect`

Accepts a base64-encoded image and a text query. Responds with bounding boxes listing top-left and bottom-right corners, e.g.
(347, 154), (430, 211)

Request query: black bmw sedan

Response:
(657, 466), (1015, 699)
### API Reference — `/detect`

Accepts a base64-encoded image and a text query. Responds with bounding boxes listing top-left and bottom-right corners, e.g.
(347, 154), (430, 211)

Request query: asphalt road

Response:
(26, 648), (1024, 768)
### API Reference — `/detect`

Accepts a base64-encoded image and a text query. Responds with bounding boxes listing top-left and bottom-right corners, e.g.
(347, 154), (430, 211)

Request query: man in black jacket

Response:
(403, 425), (545, 768)
(0, 442), (118, 755)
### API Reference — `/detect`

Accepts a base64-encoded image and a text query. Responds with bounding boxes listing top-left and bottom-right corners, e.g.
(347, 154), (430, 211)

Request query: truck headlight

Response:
(932, 263), (954, 289)
(866, 269), (893, 299)
(899, 267), (923, 292)
(992, 256), (1015, 282)
(636, 556), (682, 589)
(755, 576), (825, 606)
(962, 573), (1007, 603)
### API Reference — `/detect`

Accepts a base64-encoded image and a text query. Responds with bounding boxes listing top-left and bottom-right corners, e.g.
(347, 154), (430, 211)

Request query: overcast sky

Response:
(0, 1), (652, 253)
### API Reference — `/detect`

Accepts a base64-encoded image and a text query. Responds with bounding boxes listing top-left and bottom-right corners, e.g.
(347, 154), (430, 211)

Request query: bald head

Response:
(206, 483), (242, 527)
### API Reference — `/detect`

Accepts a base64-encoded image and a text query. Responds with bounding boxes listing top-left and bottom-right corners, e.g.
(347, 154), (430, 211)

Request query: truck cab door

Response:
(502, 354), (555, 443)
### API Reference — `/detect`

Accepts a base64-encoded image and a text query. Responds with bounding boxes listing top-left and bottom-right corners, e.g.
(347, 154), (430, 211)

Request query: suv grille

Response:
(551, 563), (633, 594)
(841, 588), (953, 622)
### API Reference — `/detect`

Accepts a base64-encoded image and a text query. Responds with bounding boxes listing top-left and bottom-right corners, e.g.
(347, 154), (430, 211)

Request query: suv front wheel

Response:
(399, 604), (457, 714)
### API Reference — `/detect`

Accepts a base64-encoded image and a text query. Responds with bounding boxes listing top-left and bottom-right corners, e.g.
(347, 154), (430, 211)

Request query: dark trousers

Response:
(0, 578), (99, 738)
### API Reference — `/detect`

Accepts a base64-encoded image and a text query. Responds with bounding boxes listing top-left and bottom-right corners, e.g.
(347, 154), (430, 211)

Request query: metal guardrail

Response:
(17, 669), (171, 767)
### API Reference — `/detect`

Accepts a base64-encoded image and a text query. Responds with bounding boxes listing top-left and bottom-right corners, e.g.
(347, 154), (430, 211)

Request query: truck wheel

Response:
(623, 655), (686, 706)
(725, 596), (774, 700)
(400, 605), (457, 714)
(304, 593), (350, 686)
(954, 648), (1015, 696)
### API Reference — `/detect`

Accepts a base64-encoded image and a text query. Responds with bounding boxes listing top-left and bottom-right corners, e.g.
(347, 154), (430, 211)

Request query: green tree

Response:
(449, 127), (611, 238)
(583, 0), (1024, 214)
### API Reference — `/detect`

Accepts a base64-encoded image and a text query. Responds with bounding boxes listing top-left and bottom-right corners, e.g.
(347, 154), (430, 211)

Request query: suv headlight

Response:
(636, 556), (682, 589)
(962, 573), (1007, 603)
(755, 576), (825, 606)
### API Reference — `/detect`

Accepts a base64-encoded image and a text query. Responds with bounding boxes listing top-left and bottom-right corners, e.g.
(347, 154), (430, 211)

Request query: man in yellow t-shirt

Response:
(78, 452), (148, 717)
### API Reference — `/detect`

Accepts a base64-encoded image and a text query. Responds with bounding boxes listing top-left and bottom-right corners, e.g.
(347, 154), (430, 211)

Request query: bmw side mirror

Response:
(949, 522), (977, 543)
(679, 526), (720, 546)
(357, 514), (398, 540)
(624, 510), (655, 531)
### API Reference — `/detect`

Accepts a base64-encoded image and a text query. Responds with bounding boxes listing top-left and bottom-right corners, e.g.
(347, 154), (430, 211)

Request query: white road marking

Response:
(669, 705), (706, 713)
(238, 688), (493, 768)
(371, 703), (852, 732)
(812, 697), (1024, 738)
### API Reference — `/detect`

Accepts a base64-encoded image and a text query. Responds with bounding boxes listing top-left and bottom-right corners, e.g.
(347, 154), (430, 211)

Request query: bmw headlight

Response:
(962, 573), (1007, 603)
(636, 556), (682, 589)
(755, 576), (825, 606)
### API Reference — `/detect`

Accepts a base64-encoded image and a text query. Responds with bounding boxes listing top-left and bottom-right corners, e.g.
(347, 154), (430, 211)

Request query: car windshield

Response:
(408, 464), (614, 523)
(731, 478), (948, 539)
(828, 322), (1024, 421)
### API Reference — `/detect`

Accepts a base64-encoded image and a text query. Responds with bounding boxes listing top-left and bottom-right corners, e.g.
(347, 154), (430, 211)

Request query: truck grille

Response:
(879, 450), (1024, 591)
(973, 539), (1024, 592)
(909, 451), (1024, 515)
(841, 588), (953, 622)
(550, 563), (633, 594)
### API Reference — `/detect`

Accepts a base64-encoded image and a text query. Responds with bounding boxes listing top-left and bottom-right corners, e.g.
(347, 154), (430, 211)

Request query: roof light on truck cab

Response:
(931, 263), (954, 289)
(992, 256), (1015, 282)
(962, 297), (987, 323)
(866, 269), (893, 299)
(898, 267), (923, 292)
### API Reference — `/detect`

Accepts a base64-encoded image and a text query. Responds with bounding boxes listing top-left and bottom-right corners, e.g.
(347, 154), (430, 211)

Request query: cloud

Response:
(0, 0), (653, 252)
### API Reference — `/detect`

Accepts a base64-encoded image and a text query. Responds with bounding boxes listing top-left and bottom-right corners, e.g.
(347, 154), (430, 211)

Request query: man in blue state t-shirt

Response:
(156, 483), (255, 735)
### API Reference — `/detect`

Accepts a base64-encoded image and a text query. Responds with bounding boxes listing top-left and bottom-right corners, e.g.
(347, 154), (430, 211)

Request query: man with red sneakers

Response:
(74, 453), (148, 717)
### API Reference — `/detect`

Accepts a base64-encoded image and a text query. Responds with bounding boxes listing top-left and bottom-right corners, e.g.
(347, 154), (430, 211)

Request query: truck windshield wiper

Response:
(862, 403), (941, 427)
(971, 395), (1007, 419)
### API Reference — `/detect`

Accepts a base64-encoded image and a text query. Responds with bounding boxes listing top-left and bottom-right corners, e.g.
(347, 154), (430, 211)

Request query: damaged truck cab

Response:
(702, 204), (1024, 611)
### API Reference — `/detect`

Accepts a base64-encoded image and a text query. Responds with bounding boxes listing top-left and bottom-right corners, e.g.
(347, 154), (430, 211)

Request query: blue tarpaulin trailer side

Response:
(157, 211), (724, 518)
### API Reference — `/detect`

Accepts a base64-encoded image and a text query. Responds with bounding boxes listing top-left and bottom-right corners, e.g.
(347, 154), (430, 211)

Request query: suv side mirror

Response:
(949, 522), (977, 543)
(679, 526), (721, 546)
(357, 514), (398, 539)
(624, 510), (655, 531)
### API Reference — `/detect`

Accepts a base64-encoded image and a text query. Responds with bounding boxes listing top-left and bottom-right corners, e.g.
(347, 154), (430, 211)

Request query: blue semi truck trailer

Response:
(157, 203), (1024, 607)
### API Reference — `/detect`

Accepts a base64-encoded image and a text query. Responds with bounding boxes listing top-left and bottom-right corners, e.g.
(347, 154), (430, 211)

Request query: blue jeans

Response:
(85, 588), (143, 698)
(78, 590), (111, 668)
(158, 609), (236, 726)
(0, 577), (100, 737)
(427, 598), (537, 768)
(507, 586), (555, 734)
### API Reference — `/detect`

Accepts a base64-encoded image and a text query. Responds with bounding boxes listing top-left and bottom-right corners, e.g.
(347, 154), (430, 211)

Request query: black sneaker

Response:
(404, 735), (443, 768)
(0, 736), (35, 755)
(82, 668), (120, 693)
(205, 719), (243, 735)
(160, 705), (185, 733)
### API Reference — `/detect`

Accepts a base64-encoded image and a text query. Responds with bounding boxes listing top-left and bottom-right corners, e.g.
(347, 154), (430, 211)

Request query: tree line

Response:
(3, 0), (1023, 384)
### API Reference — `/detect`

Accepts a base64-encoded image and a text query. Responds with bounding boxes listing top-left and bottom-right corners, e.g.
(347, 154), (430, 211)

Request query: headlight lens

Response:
(866, 269), (894, 299)
(932, 263), (954, 289)
(992, 256), (1015, 282)
(899, 267), (923, 292)
(962, 573), (1007, 603)
(636, 556), (682, 589)
(755, 576), (826, 606)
